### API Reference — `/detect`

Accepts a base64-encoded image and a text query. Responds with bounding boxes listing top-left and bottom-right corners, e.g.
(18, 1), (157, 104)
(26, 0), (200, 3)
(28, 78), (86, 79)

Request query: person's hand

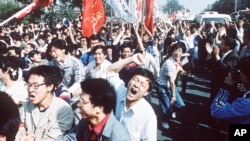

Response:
(205, 42), (213, 54)
(213, 46), (220, 56)
(131, 53), (144, 65)
(170, 96), (176, 104)
(19, 131), (36, 141)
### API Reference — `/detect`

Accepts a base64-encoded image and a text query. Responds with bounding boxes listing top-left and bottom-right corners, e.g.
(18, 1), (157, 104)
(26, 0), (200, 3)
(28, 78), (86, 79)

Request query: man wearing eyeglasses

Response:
(16, 65), (74, 140)
(55, 78), (131, 141)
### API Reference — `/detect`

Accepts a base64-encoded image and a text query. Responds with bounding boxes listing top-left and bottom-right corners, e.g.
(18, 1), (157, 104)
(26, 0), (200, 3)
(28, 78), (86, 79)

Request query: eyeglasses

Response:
(78, 97), (91, 106)
(25, 83), (47, 90)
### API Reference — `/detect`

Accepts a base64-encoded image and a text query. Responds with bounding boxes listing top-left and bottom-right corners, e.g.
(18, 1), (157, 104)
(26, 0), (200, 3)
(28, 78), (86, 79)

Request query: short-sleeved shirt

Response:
(157, 56), (180, 87)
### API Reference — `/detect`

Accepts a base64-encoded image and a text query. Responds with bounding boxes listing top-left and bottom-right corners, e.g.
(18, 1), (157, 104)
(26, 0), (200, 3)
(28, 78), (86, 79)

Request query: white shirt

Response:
(120, 98), (157, 141)
(157, 56), (181, 87)
(1, 80), (28, 103)
(86, 59), (111, 79)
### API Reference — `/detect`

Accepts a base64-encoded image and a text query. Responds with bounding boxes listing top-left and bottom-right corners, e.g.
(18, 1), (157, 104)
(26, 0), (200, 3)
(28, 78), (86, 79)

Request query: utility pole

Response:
(235, 0), (238, 12)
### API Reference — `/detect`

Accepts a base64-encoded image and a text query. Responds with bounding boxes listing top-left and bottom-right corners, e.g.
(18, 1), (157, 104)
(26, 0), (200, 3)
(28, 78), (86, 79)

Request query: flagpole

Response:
(140, 0), (145, 37)
(0, 2), (35, 27)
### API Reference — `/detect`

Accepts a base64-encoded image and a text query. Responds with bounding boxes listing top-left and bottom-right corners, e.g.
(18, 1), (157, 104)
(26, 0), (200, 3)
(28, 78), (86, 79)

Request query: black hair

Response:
(0, 92), (20, 141)
(26, 43), (36, 50)
(0, 56), (23, 80)
(92, 45), (107, 55)
(27, 65), (64, 92)
(120, 41), (133, 52)
(166, 43), (184, 59)
(7, 46), (22, 57)
(222, 36), (237, 50)
(47, 39), (69, 55)
(80, 78), (116, 114)
(131, 68), (155, 92)
(28, 50), (40, 58)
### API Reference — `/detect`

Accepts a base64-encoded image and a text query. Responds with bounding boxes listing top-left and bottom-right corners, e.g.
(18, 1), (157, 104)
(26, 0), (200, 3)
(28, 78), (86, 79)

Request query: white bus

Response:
(194, 11), (232, 24)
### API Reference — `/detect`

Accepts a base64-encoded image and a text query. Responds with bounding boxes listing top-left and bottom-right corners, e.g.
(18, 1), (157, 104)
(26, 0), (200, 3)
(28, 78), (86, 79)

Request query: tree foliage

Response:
(1, 0), (80, 25)
(207, 0), (235, 14)
(0, 2), (19, 20)
(162, 0), (183, 14)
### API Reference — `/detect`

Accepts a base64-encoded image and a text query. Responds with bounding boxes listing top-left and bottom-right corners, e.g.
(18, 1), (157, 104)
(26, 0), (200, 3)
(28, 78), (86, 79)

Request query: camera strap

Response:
(243, 91), (250, 98)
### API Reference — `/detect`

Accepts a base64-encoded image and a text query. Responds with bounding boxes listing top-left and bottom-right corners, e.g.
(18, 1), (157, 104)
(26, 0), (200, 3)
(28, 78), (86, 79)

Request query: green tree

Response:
(162, 0), (183, 14)
(0, 2), (19, 20)
(209, 0), (235, 14)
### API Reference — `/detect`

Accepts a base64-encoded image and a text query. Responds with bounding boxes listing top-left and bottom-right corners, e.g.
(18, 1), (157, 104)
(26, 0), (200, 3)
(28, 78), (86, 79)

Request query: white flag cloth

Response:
(106, 0), (137, 23)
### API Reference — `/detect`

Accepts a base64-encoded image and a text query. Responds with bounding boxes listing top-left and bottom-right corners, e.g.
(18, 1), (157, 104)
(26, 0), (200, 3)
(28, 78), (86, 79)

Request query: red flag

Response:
(82, 0), (106, 37)
(144, 0), (154, 34)
(35, 0), (53, 7)
(14, 0), (53, 19)
(14, 2), (38, 19)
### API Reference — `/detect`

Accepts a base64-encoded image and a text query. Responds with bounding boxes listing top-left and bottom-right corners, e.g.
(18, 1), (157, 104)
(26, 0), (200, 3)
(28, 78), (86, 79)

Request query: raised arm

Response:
(133, 22), (144, 50)
(112, 22), (125, 45)
(107, 53), (144, 74)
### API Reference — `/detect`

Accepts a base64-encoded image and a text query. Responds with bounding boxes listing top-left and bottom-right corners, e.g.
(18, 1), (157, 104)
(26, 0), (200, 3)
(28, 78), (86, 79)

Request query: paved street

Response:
(152, 68), (230, 141)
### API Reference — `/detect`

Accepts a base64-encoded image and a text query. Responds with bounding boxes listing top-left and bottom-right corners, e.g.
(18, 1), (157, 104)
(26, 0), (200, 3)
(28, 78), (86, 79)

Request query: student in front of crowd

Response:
(56, 78), (131, 141)
(0, 56), (28, 106)
(47, 39), (85, 97)
(107, 53), (157, 141)
(85, 45), (111, 79)
(155, 43), (186, 129)
(17, 65), (74, 140)
(0, 92), (20, 141)
(210, 56), (250, 124)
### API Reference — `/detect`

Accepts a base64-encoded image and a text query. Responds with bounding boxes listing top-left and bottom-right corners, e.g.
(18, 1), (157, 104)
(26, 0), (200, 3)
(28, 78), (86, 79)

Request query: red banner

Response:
(144, 0), (154, 34)
(14, 0), (53, 19)
(82, 0), (105, 37)
(35, 0), (53, 7)
(14, 2), (38, 19)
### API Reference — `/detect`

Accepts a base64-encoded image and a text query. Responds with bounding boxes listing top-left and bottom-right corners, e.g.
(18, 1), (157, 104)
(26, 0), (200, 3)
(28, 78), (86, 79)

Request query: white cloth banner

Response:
(106, 0), (137, 22)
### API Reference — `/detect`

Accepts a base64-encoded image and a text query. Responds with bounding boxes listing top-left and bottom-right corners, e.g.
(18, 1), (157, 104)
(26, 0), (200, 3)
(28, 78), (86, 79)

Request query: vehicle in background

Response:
(231, 8), (250, 20)
(194, 11), (232, 25)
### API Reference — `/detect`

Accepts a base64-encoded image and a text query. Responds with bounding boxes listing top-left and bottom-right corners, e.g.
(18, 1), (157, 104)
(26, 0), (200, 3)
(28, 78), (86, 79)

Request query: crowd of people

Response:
(0, 14), (250, 141)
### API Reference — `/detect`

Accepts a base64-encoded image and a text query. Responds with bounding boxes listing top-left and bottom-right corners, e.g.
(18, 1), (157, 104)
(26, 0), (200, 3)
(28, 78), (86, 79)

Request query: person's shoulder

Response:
(21, 100), (36, 111)
(105, 113), (131, 139)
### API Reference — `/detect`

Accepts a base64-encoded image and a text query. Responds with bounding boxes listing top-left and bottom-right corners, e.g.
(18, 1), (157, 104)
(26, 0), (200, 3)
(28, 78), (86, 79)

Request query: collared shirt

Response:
(86, 59), (111, 79)
(119, 98), (157, 141)
(49, 54), (85, 88)
(138, 52), (160, 78)
(88, 114), (110, 141)
(112, 79), (157, 141)
(157, 56), (181, 87)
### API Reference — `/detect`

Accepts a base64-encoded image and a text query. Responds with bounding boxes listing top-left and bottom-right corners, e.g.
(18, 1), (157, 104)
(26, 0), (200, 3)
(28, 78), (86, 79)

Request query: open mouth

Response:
(130, 88), (137, 95)
(29, 95), (35, 100)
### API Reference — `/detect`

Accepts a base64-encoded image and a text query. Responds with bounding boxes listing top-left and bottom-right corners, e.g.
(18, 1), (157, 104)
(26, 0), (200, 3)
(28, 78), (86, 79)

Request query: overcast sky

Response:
(155, 0), (217, 14)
